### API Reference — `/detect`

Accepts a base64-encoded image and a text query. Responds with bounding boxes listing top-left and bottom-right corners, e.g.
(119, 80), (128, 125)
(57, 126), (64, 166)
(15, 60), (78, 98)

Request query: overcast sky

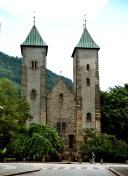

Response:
(0, 0), (128, 91)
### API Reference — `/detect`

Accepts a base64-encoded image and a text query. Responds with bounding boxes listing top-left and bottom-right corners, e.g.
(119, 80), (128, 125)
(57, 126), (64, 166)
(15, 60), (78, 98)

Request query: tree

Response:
(7, 123), (64, 160)
(80, 129), (128, 162)
(0, 78), (33, 149)
(0, 52), (73, 95)
(101, 84), (128, 143)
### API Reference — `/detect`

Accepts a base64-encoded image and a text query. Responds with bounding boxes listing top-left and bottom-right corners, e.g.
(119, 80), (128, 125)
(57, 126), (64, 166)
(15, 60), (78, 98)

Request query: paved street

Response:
(0, 162), (128, 176)
(110, 166), (128, 176)
(21, 164), (115, 176)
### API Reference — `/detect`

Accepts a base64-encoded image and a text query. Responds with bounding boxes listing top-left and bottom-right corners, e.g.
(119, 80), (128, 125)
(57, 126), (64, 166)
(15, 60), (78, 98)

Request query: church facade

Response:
(21, 24), (101, 156)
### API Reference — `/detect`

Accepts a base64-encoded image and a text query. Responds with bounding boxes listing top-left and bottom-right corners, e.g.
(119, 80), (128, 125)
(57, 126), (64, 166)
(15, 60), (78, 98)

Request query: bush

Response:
(0, 150), (6, 161)
(80, 129), (128, 163)
(6, 123), (64, 160)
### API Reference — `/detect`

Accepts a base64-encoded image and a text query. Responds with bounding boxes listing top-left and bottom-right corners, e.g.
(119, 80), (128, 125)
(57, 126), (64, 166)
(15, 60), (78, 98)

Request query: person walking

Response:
(62, 153), (64, 160)
(92, 152), (95, 164)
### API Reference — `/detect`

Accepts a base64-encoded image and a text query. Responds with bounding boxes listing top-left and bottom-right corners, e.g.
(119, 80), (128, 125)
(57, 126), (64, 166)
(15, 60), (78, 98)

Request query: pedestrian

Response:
(92, 152), (95, 164)
(62, 153), (64, 160)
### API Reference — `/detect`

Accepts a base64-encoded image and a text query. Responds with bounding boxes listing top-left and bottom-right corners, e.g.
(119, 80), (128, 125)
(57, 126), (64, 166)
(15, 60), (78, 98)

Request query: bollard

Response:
(79, 158), (82, 163)
(23, 158), (26, 162)
(68, 156), (70, 164)
(90, 159), (92, 164)
(74, 152), (78, 162)
(4, 158), (6, 163)
(42, 156), (45, 163)
(126, 160), (128, 164)
(101, 159), (103, 164)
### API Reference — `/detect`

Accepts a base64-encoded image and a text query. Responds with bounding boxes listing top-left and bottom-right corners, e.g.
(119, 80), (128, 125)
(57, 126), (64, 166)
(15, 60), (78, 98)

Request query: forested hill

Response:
(0, 52), (73, 94)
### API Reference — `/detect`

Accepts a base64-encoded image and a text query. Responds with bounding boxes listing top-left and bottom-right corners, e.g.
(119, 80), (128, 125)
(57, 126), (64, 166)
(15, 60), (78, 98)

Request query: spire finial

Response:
(33, 12), (35, 25)
(83, 15), (86, 31)
(60, 67), (62, 76)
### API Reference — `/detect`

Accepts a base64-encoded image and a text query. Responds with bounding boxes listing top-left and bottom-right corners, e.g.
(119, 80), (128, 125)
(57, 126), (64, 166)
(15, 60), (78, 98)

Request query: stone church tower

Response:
(21, 25), (48, 126)
(72, 26), (101, 150)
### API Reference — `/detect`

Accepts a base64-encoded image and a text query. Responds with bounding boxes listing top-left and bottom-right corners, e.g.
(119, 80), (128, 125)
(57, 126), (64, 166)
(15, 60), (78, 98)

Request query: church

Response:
(20, 22), (101, 156)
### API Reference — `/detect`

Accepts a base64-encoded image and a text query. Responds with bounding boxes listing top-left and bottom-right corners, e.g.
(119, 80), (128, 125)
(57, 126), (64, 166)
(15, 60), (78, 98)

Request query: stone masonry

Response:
(21, 24), (101, 155)
(21, 46), (47, 126)
(47, 77), (76, 155)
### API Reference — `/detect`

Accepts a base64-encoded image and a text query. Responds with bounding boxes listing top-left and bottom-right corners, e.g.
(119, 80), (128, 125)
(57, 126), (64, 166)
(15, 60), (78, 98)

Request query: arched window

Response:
(59, 93), (63, 102)
(86, 113), (91, 122)
(31, 89), (36, 100)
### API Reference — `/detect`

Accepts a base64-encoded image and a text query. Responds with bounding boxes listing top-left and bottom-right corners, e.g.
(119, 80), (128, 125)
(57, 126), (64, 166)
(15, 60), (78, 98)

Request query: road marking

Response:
(2, 166), (17, 170)
(81, 167), (87, 169)
(58, 167), (65, 169)
(41, 166), (104, 170)
(70, 167), (76, 169)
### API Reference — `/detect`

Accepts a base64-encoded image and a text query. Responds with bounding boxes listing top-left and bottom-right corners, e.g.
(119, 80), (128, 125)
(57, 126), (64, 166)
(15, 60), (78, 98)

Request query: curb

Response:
(4, 169), (40, 176)
(109, 168), (125, 176)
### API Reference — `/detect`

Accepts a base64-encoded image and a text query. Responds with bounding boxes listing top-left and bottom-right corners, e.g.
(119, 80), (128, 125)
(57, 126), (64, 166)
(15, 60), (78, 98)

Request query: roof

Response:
(21, 25), (48, 54)
(48, 76), (74, 96)
(72, 27), (100, 57)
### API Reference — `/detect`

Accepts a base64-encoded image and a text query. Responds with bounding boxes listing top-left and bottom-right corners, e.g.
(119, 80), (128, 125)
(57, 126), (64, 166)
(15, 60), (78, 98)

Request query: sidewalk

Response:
(0, 163), (41, 176)
(0, 161), (128, 176)
(109, 166), (128, 176)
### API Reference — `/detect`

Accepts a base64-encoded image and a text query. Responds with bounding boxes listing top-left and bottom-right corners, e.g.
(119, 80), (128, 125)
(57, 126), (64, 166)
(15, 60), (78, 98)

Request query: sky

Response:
(0, 0), (128, 91)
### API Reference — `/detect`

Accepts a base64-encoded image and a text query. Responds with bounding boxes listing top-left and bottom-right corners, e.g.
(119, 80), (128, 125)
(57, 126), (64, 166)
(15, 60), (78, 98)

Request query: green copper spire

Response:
(21, 25), (48, 47)
(72, 27), (100, 57)
(76, 27), (99, 48)
(21, 25), (48, 55)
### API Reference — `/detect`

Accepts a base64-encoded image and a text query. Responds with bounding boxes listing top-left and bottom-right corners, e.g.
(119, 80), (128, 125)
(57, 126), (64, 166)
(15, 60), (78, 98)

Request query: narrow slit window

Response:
(31, 89), (36, 100)
(32, 61), (34, 69)
(87, 78), (90, 86)
(56, 122), (61, 133)
(86, 113), (91, 122)
(87, 64), (89, 70)
(69, 135), (74, 149)
(31, 61), (37, 69)
(59, 93), (63, 102)
(62, 122), (66, 133)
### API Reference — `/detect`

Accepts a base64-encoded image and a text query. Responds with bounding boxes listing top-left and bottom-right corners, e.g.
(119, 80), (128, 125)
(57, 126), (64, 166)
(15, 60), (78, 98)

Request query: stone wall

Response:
(47, 77), (76, 154)
(73, 50), (84, 150)
(21, 46), (46, 126)
(73, 48), (101, 147)
(95, 52), (101, 134)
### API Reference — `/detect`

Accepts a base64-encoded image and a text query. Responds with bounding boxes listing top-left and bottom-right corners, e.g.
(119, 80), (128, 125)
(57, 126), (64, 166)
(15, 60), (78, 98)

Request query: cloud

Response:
(0, 0), (109, 20)
(0, 0), (13, 12)
(0, 16), (8, 27)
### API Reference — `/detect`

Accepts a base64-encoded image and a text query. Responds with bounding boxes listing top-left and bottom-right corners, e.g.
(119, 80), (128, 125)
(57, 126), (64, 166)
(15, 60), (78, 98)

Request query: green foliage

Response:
(6, 158), (16, 161)
(0, 78), (33, 149)
(80, 129), (128, 162)
(0, 52), (22, 94)
(7, 123), (64, 159)
(0, 52), (73, 95)
(101, 84), (128, 143)
(0, 150), (6, 161)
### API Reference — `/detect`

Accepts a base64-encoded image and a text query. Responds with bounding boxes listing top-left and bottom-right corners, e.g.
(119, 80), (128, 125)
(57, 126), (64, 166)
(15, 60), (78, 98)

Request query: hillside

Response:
(0, 52), (73, 94)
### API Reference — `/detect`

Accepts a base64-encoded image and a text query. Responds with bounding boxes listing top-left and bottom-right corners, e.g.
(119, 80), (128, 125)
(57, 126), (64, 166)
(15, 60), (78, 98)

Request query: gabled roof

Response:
(21, 25), (48, 54)
(72, 27), (100, 57)
(48, 76), (74, 96)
